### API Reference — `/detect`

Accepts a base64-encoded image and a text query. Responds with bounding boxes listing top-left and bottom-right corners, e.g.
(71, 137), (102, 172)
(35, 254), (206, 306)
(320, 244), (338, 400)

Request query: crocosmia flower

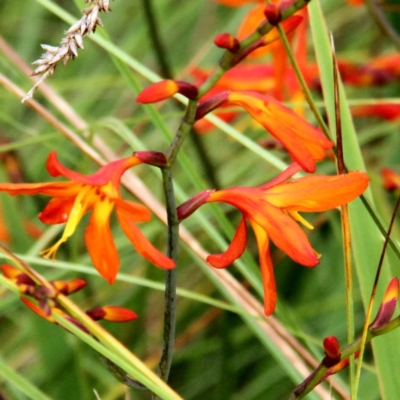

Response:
(0, 152), (174, 283)
(196, 90), (333, 172)
(178, 171), (369, 315)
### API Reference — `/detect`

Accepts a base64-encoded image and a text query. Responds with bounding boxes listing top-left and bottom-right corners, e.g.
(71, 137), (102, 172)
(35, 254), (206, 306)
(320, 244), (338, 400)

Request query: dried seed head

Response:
(22, 0), (112, 102)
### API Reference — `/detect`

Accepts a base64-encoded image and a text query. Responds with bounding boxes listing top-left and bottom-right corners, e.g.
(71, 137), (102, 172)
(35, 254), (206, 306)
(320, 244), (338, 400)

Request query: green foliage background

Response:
(0, 0), (399, 399)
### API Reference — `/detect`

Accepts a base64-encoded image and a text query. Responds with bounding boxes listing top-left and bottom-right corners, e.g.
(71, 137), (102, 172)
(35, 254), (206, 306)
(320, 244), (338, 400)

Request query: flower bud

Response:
(322, 336), (341, 367)
(370, 277), (399, 329)
(52, 278), (87, 295)
(381, 168), (400, 191)
(195, 92), (229, 120)
(214, 33), (240, 52)
(136, 80), (198, 104)
(87, 305), (138, 322)
(134, 151), (168, 168)
(264, 5), (281, 25)
(177, 190), (214, 221)
(1, 264), (36, 286)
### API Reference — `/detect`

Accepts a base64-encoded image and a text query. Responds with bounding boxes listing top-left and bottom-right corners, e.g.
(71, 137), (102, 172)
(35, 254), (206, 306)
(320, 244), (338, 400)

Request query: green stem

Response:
(289, 316), (400, 399)
(140, 0), (173, 78)
(157, 167), (179, 386)
(364, 0), (400, 51)
(154, 0), (316, 390)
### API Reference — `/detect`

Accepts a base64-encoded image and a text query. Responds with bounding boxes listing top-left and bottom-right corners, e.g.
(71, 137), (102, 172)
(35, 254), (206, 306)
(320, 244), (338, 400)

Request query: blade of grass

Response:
(309, 2), (400, 398)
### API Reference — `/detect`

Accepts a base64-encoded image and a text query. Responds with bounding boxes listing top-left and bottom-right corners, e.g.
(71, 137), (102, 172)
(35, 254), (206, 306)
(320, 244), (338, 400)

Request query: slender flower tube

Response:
(0, 151), (174, 283)
(178, 171), (369, 315)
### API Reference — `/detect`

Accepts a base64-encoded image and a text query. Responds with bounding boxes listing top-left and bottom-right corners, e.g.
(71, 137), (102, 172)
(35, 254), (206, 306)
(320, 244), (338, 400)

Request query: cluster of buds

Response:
(323, 277), (399, 381)
(23, 0), (111, 101)
(1, 264), (137, 332)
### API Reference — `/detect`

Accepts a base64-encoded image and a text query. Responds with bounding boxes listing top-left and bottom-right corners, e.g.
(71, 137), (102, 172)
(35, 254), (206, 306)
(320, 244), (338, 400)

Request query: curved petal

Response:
(226, 92), (326, 172)
(264, 171), (369, 211)
(207, 217), (248, 268)
(249, 221), (277, 315)
(249, 200), (319, 267)
(214, 0), (260, 6)
(0, 181), (80, 197)
(46, 151), (141, 186)
(39, 197), (76, 224)
(117, 209), (175, 270)
(85, 199), (120, 283)
(114, 198), (151, 222)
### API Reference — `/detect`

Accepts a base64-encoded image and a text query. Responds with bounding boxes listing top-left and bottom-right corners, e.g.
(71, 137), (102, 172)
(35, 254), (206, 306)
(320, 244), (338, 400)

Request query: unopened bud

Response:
(1, 264), (36, 286)
(214, 33), (240, 52)
(381, 168), (400, 191)
(134, 151), (168, 168)
(177, 190), (214, 221)
(370, 277), (399, 329)
(87, 305), (138, 322)
(264, 5), (281, 25)
(52, 278), (87, 295)
(195, 92), (229, 120)
(136, 80), (198, 104)
(323, 336), (341, 367)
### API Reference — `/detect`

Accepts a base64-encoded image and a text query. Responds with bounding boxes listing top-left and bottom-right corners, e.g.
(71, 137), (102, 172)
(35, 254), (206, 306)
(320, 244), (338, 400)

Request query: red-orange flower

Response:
(196, 90), (333, 172)
(178, 171), (369, 315)
(381, 167), (400, 191)
(0, 152), (174, 283)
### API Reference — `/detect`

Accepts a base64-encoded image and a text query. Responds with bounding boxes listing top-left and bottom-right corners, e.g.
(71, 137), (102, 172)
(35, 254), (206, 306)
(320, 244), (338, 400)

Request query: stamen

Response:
(288, 210), (314, 230)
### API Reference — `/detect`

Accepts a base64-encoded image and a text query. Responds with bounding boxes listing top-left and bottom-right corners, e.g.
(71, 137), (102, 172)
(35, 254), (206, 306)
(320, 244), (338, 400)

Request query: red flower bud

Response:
(1, 264), (35, 286)
(137, 80), (198, 104)
(323, 336), (341, 367)
(214, 33), (240, 52)
(87, 305), (138, 322)
(52, 278), (87, 295)
(196, 92), (229, 120)
(177, 190), (214, 221)
(381, 168), (400, 191)
(134, 151), (167, 168)
(370, 277), (399, 329)
(264, 5), (281, 25)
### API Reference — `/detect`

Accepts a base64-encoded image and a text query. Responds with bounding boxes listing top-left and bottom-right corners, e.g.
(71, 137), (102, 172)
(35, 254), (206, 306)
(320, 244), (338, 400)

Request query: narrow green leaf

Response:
(0, 356), (52, 400)
(309, 2), (400, 398)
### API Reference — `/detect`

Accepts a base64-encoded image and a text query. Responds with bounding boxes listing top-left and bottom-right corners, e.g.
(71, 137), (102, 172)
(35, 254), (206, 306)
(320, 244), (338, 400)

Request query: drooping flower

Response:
(0, 152), (174, 283)
(196, 90), (333, 172)
(178, 171), (369, 315)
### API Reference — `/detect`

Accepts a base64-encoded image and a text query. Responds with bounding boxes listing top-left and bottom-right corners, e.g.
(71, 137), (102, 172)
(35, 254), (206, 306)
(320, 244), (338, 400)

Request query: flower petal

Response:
(0, 181), (80, 197)
(249, 201), (319, 267)
(85, 199), (120, 283)
(264, 171), (369, 211)
(226, 91), (332, 172)
(47, 152), (141, 187)
(249, 221), (277, 315)
(117, 209), (175, 270)
(207, 217), (248, 268)
(113, 198), (151, 222)
(39, 197), (76, 224)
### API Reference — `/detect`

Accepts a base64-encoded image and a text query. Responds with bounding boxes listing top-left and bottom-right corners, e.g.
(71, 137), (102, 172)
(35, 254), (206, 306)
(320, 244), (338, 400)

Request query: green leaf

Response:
(309, 1), (400, 398)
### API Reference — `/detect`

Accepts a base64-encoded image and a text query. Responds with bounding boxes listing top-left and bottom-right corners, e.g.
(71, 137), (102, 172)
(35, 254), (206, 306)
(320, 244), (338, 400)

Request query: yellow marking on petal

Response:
(288, 210), (314, 230)
(40, 185), (99, 261)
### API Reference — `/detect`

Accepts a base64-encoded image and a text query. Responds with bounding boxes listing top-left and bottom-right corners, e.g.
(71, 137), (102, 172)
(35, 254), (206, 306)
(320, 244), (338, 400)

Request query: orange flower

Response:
(381, 167), (400, 191)
(352, 103), (400, 121)
(0, 152), (174, 283)
(196, 90), (333, 172)
(178, 171), (369, 315)
(214, 0), (262, 6)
